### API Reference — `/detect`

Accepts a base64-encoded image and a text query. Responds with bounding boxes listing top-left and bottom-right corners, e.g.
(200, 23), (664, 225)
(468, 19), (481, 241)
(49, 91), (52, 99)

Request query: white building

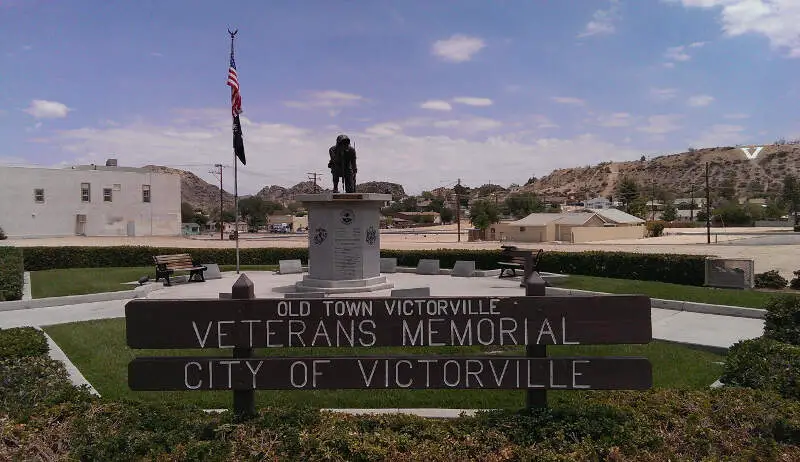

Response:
(584, 197), (612, 209)
(0, 161), (181, 238)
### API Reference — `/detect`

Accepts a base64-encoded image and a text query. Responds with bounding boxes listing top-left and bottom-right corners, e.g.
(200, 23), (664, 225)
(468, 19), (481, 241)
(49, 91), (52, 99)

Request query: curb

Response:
(22, 272), (32, 301)
(545, 287), (766, 319)
(37, 327), (101, 396)
(0, 283), (163, 312)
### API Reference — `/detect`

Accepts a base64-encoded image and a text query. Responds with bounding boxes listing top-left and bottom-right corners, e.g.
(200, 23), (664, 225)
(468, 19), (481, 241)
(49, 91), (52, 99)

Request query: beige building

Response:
(489, 209), (645, 243)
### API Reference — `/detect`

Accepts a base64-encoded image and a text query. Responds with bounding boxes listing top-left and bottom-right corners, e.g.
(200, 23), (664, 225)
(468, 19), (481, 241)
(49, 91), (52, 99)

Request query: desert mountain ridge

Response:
(149, 143), (800, 213)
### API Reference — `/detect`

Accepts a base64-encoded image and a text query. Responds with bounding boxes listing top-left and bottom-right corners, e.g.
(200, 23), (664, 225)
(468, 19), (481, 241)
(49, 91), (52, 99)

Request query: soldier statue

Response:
(328, 134), (357, 193)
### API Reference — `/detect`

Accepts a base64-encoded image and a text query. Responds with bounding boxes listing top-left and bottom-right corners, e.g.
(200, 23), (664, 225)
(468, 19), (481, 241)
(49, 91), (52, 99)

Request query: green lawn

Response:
(44, 317), (725, 410)
(552, 274), (784, 309)
(29, 265), (278, 299)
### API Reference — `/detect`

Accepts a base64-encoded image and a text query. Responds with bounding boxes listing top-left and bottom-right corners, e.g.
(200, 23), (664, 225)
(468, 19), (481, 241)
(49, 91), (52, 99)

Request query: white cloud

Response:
(432, 117), (503, 132)
(687, 94), (715, 107)
(150, 52), (164, 57)
(284, 90), (365, 111)
(551, 96), (585, 105)
(431, 34), (486, 62)
(689, 123), (747, 148)
(594, 112), (635, 127)
(663, 41), (707, 66)
(23, 99), (71, 119)
(420, 100), (452, 111)
(651, 87), (679, 100)
(665, 45), (692, 62)
(44, 109), (643, 195)
(637, 114), (683, 134)
(578, 0), (621, 38)
(724, 113), (750, 119)
(671, 0), (800, 57)
(452, 97), (493, 107)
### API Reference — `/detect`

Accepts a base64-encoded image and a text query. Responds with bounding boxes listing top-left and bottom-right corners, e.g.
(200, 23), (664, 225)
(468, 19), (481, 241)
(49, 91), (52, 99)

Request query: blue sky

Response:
(2, 0), (799, 194)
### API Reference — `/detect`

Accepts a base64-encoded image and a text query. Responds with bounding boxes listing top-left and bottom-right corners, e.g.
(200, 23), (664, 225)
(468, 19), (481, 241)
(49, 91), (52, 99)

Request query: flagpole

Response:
(235, 150), (240, 274)
(227, 28), (244, 275)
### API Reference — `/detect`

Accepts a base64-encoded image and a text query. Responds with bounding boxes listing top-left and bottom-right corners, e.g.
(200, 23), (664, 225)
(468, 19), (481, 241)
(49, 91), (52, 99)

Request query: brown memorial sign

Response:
(125, 295), (652, 349)
(128, 356), (653, 391)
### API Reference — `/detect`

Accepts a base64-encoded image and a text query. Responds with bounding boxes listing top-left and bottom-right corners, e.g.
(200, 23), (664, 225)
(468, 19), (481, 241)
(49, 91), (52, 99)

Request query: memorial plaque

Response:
(125, 295), (652, 349)
(128, 356), (652, 391)
(333, 228), (362, 279)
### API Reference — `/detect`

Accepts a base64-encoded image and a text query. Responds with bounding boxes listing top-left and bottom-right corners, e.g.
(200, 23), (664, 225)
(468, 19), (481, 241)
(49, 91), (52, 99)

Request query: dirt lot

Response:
(4, 225), (798, 279)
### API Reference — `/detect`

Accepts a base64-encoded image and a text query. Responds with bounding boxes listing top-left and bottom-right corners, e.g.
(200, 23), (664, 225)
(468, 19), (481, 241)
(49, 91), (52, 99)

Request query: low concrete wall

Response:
(571, 225), (646, 243)
(754, 220), (792, 227)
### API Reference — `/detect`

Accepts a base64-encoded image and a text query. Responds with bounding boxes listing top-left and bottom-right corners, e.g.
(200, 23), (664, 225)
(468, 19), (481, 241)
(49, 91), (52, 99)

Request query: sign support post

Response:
(525, 272), (547, 409)
(231, 274), (255, 420)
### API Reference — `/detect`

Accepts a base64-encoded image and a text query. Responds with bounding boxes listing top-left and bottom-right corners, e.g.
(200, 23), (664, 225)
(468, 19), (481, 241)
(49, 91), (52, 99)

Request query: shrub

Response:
(792, 270), (800, 290)
(722, 337), (800, 400)
(0, 246), (24, 301)
(755, 270), (789, 289)
(0, 226), (6, 240)
(0, 327), (49, 358)
(0, 356), (94, 420)
(21, 246), (711, 286)
(646, 221), (665, 237)
(0, 327), (92, 421)
(763, 295), (800, 344)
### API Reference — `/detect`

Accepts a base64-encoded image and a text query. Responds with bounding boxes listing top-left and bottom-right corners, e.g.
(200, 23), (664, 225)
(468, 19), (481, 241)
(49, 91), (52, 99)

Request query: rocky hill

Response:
(355, 181), (406, 200)
(143, 165), (233, 213)
(255, 181), (406, 203)
(522, 144), (800, 201)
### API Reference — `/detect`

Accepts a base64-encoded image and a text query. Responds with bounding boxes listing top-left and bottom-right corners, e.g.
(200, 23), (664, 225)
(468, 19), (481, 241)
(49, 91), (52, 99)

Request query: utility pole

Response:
(210, 164), (224, 240)
(455, 178), (461, 242)
(705, 162), (711, 244)
(307, 172), (321, 192)
(651, 179), (656, 221)
(690, 184), (695, 222)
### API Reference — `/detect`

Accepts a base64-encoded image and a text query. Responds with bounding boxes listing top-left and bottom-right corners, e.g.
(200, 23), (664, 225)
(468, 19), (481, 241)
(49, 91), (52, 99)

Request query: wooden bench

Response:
(153, 254), (207, 286)
(498, 247), (543, 280)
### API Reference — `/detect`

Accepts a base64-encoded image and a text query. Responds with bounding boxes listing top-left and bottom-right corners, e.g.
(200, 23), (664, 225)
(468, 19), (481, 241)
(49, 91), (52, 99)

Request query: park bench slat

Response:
(153, 253), (207, 286)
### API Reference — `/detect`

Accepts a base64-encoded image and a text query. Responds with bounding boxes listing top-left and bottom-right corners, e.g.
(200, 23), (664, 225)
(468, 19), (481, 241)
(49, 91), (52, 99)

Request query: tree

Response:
(616, 177), (640, 214)
(440, 207), (454, 224)
(181, 202), (196, 223)
(220, 209), (236, 223)
(469, 200), (500, 230)
(238, 197), (271, 229)
(661, 203), (678, 222)
(640, 155), (646, 162)
(525, 176), (537, 186)
(503, 193), (544, 219)
(782, 174), (800, 225)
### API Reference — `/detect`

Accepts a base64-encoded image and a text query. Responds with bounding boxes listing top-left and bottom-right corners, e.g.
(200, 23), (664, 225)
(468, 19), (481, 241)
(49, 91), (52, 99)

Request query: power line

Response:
(307, 172), (322, 193)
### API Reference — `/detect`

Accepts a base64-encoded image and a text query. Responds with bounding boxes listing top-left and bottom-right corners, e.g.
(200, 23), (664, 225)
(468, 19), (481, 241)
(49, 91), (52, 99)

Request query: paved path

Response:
(0, 272), (764, 350)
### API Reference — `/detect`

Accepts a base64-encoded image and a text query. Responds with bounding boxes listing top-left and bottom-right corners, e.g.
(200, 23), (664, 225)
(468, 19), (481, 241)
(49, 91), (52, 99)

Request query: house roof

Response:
(556, 213), (597, 225)
(592, 208), (645, 224)
(507, 212), (595, 227)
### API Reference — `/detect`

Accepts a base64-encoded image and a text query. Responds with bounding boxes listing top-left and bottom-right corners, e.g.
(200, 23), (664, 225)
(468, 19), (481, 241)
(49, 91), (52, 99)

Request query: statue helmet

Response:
(336, 134), (350, 146)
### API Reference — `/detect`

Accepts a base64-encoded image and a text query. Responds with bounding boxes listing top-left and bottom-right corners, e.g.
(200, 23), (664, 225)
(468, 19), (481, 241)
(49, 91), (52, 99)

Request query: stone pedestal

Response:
(294, 193), (394, 293)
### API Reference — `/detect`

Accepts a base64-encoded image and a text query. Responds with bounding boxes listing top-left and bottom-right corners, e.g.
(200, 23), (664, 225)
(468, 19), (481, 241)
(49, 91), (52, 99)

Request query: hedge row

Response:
(18, 246), (710, 286)
(722, 295), (800, 400)
(0, 247), (23, 301)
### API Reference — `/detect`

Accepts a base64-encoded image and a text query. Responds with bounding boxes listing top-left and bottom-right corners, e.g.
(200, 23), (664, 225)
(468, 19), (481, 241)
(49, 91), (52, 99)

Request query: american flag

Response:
(227, 54), (242, 117)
